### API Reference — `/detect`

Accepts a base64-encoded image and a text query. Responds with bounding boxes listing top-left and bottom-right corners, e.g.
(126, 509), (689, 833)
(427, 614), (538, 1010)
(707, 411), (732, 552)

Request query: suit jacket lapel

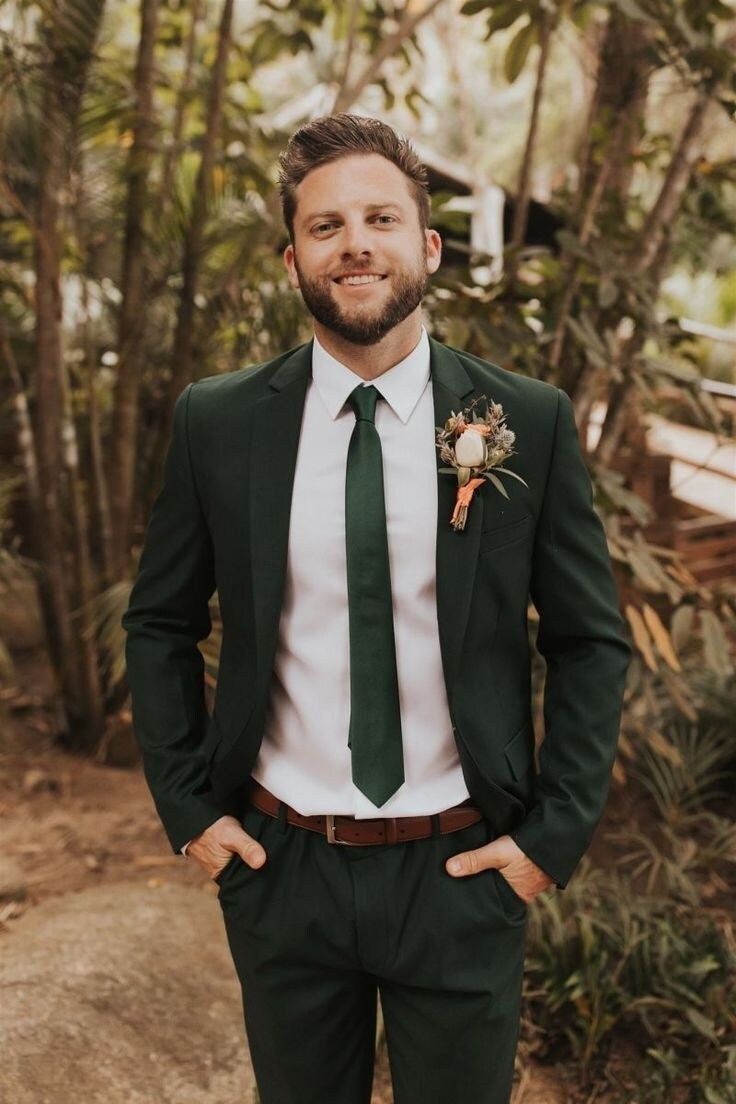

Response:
(429, 337), (483, 707)
(249, 342), (312, 689)
(247, 334), (482, 710)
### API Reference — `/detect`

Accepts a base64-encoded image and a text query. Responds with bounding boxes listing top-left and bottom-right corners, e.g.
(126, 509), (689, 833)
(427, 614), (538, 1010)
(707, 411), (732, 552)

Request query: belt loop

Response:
(276, 800), (288, 833)
(430, 812), (441, 839)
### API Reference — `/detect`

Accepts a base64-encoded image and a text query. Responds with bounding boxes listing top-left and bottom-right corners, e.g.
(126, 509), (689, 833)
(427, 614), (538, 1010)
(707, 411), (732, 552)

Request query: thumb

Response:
(446, 842), (504, 877)
(238, 836), (267, 870)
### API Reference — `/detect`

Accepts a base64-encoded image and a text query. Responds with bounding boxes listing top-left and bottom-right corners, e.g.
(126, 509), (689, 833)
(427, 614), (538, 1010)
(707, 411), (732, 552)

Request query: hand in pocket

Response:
(187, 815), (268, 881)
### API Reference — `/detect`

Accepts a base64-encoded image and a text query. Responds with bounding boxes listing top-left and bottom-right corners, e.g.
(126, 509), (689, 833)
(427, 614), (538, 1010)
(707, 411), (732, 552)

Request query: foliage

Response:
(524, 860), (736, 1100)
(519, 649), (736, 1098)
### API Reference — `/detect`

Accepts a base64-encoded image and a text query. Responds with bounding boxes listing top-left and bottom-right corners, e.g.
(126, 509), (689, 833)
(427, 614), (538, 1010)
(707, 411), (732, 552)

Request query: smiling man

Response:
(123, 113), (631, 1104)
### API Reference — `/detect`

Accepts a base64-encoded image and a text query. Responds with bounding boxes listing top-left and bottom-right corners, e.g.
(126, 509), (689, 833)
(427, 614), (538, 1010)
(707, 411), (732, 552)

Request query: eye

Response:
(375, 215), (396, 224)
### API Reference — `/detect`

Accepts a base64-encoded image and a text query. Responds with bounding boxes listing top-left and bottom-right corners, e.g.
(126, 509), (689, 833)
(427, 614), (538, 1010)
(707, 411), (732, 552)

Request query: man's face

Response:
(283, 153), (441, 346)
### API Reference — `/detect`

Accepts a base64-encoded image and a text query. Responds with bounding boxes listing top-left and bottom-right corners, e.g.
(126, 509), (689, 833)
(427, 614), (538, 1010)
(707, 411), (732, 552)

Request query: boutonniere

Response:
(435, 396), (528, 531)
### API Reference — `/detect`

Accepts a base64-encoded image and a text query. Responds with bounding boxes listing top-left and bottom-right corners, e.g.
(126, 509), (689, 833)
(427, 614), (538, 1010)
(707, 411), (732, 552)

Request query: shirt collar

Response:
(311, 326), (430, 425)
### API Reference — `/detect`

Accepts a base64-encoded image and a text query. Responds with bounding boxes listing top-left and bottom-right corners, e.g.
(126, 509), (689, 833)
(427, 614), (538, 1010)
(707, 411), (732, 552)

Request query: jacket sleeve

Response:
(509, 388), (632, 889)
(122, 383), (226, 854)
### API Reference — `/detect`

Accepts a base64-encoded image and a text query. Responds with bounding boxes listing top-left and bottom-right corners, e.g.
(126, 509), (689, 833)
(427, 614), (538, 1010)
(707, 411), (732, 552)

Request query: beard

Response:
(292, 248), (429, 346)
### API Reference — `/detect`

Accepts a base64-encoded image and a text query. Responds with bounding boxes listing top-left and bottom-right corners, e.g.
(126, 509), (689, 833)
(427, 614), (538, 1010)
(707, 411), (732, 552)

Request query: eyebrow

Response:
(301, 202), (404, 226)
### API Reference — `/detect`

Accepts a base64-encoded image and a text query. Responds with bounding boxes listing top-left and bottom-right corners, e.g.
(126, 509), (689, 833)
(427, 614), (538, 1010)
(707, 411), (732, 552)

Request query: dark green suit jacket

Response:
(122, 336), (631, 889)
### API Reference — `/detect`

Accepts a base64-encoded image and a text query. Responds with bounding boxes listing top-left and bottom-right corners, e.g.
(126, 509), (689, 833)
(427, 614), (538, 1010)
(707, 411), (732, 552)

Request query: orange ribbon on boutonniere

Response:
(435, 396), (528, 532)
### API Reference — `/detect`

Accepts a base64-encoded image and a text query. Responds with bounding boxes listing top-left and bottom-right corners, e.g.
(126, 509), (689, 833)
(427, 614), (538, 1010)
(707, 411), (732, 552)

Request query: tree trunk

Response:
(161, 0), (204, 200)
(632, 90), (716, 276)
(32, 0), (106, 737)
(550, 108), (633, 382)
(506, 9), (556, 284)
(60, 355), (106, 747)
(594, 89), (719, 461)
(550, 9), (653, 391)
(146, 0), (234, 496)
(331, 0), (361, 110)
(1, 321), (67, 690)
(1, 321), (40, 508)
(109, 0), (160, 579)
(572, 17), (605, 211)
(577, 8), (651, 205)
(593, 337), (643, 467)
(81, 259), (116, 589)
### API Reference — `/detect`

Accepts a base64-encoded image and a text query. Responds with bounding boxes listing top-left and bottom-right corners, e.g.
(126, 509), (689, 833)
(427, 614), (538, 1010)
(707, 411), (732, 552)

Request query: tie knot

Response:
(347, 384), (379, 424)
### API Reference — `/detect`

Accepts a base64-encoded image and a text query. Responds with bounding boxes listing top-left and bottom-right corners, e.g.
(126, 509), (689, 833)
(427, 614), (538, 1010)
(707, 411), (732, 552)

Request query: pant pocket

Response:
(215, 803), (270, 900)
(491, 868), (528, 923)
(213, 852), (241, 886)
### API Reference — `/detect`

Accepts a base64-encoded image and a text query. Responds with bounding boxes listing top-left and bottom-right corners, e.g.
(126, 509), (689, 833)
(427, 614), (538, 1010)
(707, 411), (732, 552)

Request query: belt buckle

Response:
(324, 813), (362, 845)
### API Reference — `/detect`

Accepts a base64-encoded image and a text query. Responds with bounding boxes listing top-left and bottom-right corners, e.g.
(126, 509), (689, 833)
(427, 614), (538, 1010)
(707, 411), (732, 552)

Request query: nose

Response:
(339, 218), (372, 259)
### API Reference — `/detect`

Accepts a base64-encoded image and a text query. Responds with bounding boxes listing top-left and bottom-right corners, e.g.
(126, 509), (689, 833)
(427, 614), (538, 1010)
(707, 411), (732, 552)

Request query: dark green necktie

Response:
(345, 383), (404, 807)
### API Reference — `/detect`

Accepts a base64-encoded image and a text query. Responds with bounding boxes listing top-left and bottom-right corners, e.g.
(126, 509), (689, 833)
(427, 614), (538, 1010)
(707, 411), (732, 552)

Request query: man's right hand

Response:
(186, 815), (267, 881)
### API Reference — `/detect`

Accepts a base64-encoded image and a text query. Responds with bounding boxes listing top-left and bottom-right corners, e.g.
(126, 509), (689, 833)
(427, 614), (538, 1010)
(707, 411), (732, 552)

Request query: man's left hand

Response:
(445, 833), (554, 904)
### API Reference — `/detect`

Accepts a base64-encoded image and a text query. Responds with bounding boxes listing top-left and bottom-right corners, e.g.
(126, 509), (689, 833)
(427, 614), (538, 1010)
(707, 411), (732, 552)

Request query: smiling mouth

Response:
(333, 274), (388, 286)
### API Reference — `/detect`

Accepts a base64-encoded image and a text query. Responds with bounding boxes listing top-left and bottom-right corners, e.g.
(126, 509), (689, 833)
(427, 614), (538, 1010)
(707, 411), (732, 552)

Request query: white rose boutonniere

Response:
(435, 395), (528, 531)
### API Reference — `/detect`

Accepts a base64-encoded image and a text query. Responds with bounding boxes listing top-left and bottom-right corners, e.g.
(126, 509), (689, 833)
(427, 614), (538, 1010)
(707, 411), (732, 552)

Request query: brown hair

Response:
(277, 113), (431, 242)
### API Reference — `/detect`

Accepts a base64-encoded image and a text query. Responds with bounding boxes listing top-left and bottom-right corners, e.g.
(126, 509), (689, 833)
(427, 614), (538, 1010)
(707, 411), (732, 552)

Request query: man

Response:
(123, 113), (631, 1104)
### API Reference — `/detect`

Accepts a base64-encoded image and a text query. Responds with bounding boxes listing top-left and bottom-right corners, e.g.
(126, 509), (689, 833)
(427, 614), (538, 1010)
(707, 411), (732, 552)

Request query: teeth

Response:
(337, 275), (384, 285)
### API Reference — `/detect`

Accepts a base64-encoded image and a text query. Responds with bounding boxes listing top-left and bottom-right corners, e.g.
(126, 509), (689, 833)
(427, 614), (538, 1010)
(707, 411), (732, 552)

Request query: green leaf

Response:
(597, 275), (618, 309)
(493, 466), (529, 487)
(486, 472), (510, 499)
(484, 1), (524, 37)
(566, 310), (612, 371)
(375, 76), (395, 111)
(460, 0), (494, 15)
(685, 1007), (719, 1042)
(504, 20), (537, 84)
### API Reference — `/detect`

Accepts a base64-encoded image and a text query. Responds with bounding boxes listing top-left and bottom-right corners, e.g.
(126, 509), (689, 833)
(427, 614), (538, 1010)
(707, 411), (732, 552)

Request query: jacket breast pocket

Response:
(479, 514), (531, 555)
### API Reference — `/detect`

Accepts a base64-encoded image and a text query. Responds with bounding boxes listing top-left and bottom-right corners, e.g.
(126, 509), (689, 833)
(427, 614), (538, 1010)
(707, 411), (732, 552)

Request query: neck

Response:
(313, 311), (423, 381)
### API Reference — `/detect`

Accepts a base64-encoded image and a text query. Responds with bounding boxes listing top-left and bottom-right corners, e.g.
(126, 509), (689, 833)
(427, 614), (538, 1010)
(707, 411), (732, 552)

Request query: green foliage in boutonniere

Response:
(435, 395), (528, 531)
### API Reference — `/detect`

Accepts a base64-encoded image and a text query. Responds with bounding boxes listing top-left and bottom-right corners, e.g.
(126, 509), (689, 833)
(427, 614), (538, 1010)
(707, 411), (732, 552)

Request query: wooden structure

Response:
(613, 409), (736, 586)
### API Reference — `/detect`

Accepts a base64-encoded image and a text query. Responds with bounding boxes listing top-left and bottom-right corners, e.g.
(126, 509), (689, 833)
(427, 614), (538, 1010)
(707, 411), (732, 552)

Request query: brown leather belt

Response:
(245, 777), (484, 846)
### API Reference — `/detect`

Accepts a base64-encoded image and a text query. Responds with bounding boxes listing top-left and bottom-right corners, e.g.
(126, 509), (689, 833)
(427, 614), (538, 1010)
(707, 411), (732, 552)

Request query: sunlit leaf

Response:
(625, 604), (658, 672)
(642, 603), (681, 671)
(670, 604), (696, 654)
(700, 610), (734, 678)
(644, 727), (684, 768)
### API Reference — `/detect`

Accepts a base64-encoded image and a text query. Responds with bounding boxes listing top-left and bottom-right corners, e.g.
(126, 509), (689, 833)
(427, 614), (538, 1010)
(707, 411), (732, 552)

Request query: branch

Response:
(332, 0), (446, 113)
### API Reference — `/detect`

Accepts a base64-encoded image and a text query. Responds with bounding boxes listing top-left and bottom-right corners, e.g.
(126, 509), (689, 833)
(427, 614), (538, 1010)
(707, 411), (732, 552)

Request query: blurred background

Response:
(0, 1), (734, 1102)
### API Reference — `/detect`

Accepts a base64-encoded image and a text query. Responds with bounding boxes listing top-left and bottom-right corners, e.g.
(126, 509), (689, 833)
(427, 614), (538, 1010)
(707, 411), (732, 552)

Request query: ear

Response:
(283, 243), (300, 290)
(425, 228), (442, 276)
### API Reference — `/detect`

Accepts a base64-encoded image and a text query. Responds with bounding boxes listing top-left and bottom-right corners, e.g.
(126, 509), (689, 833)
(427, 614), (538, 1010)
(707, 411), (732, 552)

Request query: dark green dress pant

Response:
(216, 799), (528, 1104)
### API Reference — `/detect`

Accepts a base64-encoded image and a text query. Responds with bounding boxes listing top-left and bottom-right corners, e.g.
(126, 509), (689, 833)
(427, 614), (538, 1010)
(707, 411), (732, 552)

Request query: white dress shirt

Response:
(182, 324), (469, 853)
